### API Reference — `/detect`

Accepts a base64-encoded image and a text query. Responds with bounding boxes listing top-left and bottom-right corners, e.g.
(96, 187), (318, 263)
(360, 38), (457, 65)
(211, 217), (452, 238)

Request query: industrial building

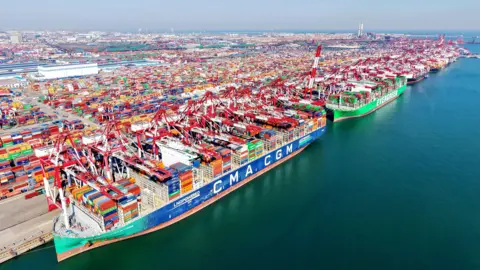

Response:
(30, 63), (99, 80)
(10, 32), (23, 44)
(0, 77), (28, 89)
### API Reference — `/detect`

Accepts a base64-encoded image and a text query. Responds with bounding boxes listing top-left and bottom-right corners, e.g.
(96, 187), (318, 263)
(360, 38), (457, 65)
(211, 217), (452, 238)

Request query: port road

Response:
(0, 194), (57, 252)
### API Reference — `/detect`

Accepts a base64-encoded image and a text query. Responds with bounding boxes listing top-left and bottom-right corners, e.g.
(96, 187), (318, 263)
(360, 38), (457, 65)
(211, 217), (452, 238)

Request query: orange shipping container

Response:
(181, 179), (193, 186)
(211, 159), (222, 166)
(179, 173), (193, 181)
(181, 184), (193, 194)
(213, 167), (222, 175)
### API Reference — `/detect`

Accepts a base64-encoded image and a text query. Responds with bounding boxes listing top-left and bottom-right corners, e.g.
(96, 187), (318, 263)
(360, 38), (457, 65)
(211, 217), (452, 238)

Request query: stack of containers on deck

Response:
(247, 140), (263, 162)
(259, 129), (277, 149)
(96, 196), (119, 230)
(72, 186), (92, 202)
(217, 147), (232, 173)
(82, 190), (102, 211)
(169, 162), (193, 195)
(239, 145), (249, 165)
(118, 194), (139, 223)
(211, 159), (223, 178)
(286, 127), (295, 142)
(82, 190), (118, 230)
(115, 179), (141, 197)
(179, 169), (193, 194)
(166, 168), (181, 201)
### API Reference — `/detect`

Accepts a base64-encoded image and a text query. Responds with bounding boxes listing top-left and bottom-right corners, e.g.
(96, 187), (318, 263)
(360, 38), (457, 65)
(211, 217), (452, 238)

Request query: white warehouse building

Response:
(31, 63), (99, 80)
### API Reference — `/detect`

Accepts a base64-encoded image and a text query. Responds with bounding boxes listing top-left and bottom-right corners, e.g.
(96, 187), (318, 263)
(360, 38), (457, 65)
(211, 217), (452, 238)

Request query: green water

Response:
(3, 49), (480, 270)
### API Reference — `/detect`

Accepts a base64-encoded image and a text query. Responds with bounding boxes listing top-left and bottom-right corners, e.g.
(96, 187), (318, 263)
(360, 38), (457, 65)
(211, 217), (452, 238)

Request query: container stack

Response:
(210, 159), (223, 178)
(0, 135), (13, 147)
(247, 140), (263, 162)
(118, 195), (139, 223)
(98, 198), (119, 230)
(216, 148), (232, 173)
(114, 179), (141, 197)
(259, 129), (277, 151)
(82, 190), (102, 211)
(168, 162), (194, 195)
(72, 186), (92, 202)
(167, 179), (180, 201)
(238, 146), (249, 165)
(179, 169), (193, 194)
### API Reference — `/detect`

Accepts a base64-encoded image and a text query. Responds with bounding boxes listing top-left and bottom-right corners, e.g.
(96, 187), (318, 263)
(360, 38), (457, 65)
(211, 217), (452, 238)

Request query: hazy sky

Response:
(1, 0), (479, 31)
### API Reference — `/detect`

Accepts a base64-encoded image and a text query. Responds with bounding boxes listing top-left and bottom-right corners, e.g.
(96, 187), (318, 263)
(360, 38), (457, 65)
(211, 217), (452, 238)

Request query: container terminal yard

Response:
(0, 30), (468, 264)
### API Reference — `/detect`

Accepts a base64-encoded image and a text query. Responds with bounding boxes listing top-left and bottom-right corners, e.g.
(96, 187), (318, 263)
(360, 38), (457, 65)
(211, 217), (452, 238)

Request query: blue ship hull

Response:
(55, 126), (326, 261)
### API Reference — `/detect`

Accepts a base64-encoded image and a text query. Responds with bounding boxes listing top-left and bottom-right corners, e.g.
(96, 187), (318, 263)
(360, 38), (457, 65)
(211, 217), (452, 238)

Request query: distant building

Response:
(30, 63), (99, 81)
(0, 78), (28, 89)
(10, 32), (23, 44)
(357, 23), (364, 38)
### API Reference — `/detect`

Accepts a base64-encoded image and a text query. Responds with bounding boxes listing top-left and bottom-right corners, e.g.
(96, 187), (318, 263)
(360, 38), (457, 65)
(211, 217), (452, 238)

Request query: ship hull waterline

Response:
(326, 85), (406, 122)
(55, 127), (326, 262)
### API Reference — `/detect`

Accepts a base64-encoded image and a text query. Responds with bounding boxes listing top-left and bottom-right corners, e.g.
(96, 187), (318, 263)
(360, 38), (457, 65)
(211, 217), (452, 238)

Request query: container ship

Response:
(49, 96), (327, 261)
(325, 76), (407, 122)
(405, 65), (429, 85)
(406, 73), (426, 85)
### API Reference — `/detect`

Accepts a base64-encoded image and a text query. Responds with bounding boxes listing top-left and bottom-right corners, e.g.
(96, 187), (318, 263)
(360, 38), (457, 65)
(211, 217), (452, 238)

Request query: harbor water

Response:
(2, 45), (480, 270)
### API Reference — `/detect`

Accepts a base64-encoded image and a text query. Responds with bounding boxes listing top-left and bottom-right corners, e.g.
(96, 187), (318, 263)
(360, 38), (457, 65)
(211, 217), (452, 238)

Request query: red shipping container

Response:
(99, 200), (116, 211)
(14, 183), (28, 190)
(121, 203), (138, 212)
(104, 212), (118, 221)
(25, 191), (39, 199)
(0, 167), (11, 174)
(12, 166), (24, 173)
(16, 175), (29, 182)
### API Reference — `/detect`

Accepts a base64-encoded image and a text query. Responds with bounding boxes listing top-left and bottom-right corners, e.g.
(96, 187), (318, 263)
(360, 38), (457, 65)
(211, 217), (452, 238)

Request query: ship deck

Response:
(326, 102), (369, 111)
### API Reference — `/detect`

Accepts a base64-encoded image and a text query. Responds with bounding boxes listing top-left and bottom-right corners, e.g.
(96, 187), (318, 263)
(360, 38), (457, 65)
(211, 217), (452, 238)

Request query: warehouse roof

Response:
(38, 63), (98, 71)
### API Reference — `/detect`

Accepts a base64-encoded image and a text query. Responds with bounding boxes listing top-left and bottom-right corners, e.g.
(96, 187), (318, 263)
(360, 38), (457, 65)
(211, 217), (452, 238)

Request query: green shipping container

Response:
(22, 149), (33, 155)
(100, 206), (118, 216)
(9, 152), (21, 160)
(169, 190), (180, 197)
(247, 142), (256, 150)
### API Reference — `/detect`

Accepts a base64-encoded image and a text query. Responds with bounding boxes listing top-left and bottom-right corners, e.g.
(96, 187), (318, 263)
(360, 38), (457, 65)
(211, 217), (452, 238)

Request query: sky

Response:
(1, 0), (480, 32)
